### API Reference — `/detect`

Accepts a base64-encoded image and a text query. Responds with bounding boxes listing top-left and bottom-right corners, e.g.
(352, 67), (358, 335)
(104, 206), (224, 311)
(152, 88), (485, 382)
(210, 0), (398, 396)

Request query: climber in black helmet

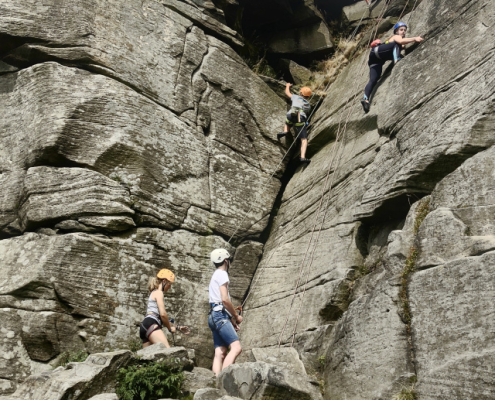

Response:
(361, 22), (424, 113)
(277, 83), (312, 164)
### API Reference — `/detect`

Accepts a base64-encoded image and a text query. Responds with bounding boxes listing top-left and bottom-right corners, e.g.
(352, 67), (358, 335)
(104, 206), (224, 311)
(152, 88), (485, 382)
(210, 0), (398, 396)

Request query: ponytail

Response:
(148, 277), (161, 294)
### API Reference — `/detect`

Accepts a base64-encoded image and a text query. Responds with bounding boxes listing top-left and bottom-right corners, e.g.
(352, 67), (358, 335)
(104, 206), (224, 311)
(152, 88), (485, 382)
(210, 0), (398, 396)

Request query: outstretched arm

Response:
(285, 83), (293, 99)
(391, 34), (424, 45)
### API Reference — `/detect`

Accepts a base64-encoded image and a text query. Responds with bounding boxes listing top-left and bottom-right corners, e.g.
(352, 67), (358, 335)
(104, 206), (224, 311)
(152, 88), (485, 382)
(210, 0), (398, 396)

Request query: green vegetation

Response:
(393, 384), (417, 400)
(413, 197), (430, 235)
(400, 247), (418, 331)
(127, 337), (142, 353)
(116, 360), (184, 400)
(54, 349), (89, 367)
(318, 355), (326, 367)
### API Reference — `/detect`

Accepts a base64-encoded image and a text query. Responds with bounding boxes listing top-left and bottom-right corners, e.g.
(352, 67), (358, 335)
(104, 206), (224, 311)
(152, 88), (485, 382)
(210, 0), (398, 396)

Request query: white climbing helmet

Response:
(210, 248), (231, 265)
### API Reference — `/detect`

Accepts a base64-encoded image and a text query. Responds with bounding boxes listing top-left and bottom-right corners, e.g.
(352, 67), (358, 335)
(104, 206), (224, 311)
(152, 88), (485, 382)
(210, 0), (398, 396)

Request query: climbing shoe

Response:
(300, 157), (311, 164)
(277, 132), (288, 139)
(361, 99), (370, 114)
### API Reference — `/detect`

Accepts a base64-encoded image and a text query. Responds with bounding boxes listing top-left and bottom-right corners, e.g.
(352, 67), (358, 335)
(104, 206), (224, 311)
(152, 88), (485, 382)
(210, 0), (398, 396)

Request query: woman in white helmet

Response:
(208, 248), (243, 376)
(139, 268), (189, 348)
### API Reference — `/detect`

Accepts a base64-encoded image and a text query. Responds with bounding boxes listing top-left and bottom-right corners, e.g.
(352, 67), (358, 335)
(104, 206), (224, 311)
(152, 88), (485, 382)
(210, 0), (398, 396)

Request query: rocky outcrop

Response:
(1, 0), (494, 398)
(0, 350), (132, 400)
(218, 361), (322, 400)
(0, 0), (287, 394)
(240, 0), (495, 399)
(409, 146), (495, 399)
(237, 0), (334, 63)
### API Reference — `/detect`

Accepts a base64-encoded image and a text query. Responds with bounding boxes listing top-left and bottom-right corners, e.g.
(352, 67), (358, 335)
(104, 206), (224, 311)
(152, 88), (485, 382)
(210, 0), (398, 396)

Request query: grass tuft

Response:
(400, 247), (418, 331)
(54, 349), (89, 368)
(413, 198), (430, 235)
(392, 384), (417, 400)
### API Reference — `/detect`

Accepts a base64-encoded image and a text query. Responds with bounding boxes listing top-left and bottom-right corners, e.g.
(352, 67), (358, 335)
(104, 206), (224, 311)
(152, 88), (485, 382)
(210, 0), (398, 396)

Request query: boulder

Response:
(193, 388), (228, 400)
(323, 279), (413, 400)
(218, 362), (322, 400)
(280, 59), (313, 85)
(4, 350), (132, 400)
(135, 344), (194, 371)
(182, 367), (216, 396)
(88, 395), (118, 400)
(268, 21), (333, 57)
(343, 0), (408, 23)
(408, 144), (495, 399)
(250, 347), (306, 375)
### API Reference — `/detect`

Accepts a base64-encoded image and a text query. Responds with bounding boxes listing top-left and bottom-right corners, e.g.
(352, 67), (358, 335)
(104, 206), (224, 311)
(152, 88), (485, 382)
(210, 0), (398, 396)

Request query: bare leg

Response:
(148, 329), (170, 348)
(142, 342), (151, 349)
(300, 138), (308, 159)
(213, 346), (227, 376)
(222, 341), (242, 371)
(284, 123), (290, 133)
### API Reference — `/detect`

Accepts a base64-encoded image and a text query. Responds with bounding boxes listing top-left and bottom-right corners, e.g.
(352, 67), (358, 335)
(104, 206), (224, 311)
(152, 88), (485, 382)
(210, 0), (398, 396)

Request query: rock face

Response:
(218, 361), (322, 400)
(1, 0), (494, 398)
(238, 0), (334, 62)
(0, 0), (287, 394)
(0, 350), (132, 400)
(240, 0), (495, 399)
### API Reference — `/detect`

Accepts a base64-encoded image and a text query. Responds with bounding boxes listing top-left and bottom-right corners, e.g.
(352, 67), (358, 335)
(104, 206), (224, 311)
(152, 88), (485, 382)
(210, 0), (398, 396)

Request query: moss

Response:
(400, 247), (418, 331)
(127, 337), (142, 353)
(413, 197), (430, 235)
(54, 349), (89, 368)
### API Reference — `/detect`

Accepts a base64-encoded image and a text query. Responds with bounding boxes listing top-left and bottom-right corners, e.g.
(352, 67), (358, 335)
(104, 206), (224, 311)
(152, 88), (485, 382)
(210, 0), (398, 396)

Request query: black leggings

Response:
(364, 42), (400, 99)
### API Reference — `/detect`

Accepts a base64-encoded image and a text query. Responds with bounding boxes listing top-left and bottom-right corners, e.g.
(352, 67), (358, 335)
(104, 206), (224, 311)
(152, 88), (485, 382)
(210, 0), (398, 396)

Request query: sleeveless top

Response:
(145, 290), (162, 326)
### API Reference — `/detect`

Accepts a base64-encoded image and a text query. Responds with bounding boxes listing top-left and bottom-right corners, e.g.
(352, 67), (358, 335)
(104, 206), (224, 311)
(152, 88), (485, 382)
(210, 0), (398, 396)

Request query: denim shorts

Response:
(208, 309), (239, 349)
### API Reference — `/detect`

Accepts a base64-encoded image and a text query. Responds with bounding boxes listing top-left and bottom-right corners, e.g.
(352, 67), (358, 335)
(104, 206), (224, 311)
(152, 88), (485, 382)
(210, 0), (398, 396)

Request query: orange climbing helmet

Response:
(157, 269), (175, 283)
(300, 87), (312, 97)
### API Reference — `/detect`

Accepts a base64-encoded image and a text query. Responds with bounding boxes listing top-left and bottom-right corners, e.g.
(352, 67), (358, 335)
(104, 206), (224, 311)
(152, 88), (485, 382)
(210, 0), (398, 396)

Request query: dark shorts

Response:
(208, 310), (239, 349)
(139, 317), (162, 343)
(286, 112), (308, 139)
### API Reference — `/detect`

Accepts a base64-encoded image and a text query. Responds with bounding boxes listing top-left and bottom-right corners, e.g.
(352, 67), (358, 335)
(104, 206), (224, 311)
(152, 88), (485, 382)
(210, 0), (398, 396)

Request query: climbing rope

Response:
(225, 5), (375, 246)
(278, 0), (400, 347)
(285, 0), (424, 345)
(226, 82), (326, 245)
(239, 6), (373, 310)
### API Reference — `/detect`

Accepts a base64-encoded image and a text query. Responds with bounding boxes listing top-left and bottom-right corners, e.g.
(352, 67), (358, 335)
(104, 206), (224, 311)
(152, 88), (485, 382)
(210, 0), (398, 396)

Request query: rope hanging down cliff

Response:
(278, 0), (412, 346)
(283, 0), (423, 346)
(239, 6), (374, 311)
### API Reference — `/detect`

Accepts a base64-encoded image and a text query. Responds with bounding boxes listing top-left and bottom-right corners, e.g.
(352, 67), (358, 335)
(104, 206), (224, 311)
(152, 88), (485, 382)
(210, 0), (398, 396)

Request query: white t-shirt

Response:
(209, 269), (230, 311)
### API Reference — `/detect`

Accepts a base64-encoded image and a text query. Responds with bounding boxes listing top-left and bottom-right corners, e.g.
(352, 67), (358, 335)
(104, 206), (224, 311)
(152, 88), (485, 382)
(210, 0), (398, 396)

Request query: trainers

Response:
(277, 132), (288, 139)
(361, 99), (370, 114)
(300, 157), (311, 164)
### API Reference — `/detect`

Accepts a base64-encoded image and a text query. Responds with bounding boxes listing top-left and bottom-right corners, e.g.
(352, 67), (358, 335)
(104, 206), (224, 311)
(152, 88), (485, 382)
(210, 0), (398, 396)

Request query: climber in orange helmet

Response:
(139, 268), (190, 348)
(277, 84), (313, 164)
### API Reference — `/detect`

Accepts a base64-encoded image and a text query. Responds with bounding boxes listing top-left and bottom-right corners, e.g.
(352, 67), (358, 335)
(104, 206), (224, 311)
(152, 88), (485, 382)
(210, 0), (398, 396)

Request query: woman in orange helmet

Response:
(139, 269), (189, 348)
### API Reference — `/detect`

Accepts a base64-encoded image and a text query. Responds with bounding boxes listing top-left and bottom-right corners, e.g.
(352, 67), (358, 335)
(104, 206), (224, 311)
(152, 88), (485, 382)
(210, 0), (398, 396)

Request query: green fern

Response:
(116, 361), (184, 400)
